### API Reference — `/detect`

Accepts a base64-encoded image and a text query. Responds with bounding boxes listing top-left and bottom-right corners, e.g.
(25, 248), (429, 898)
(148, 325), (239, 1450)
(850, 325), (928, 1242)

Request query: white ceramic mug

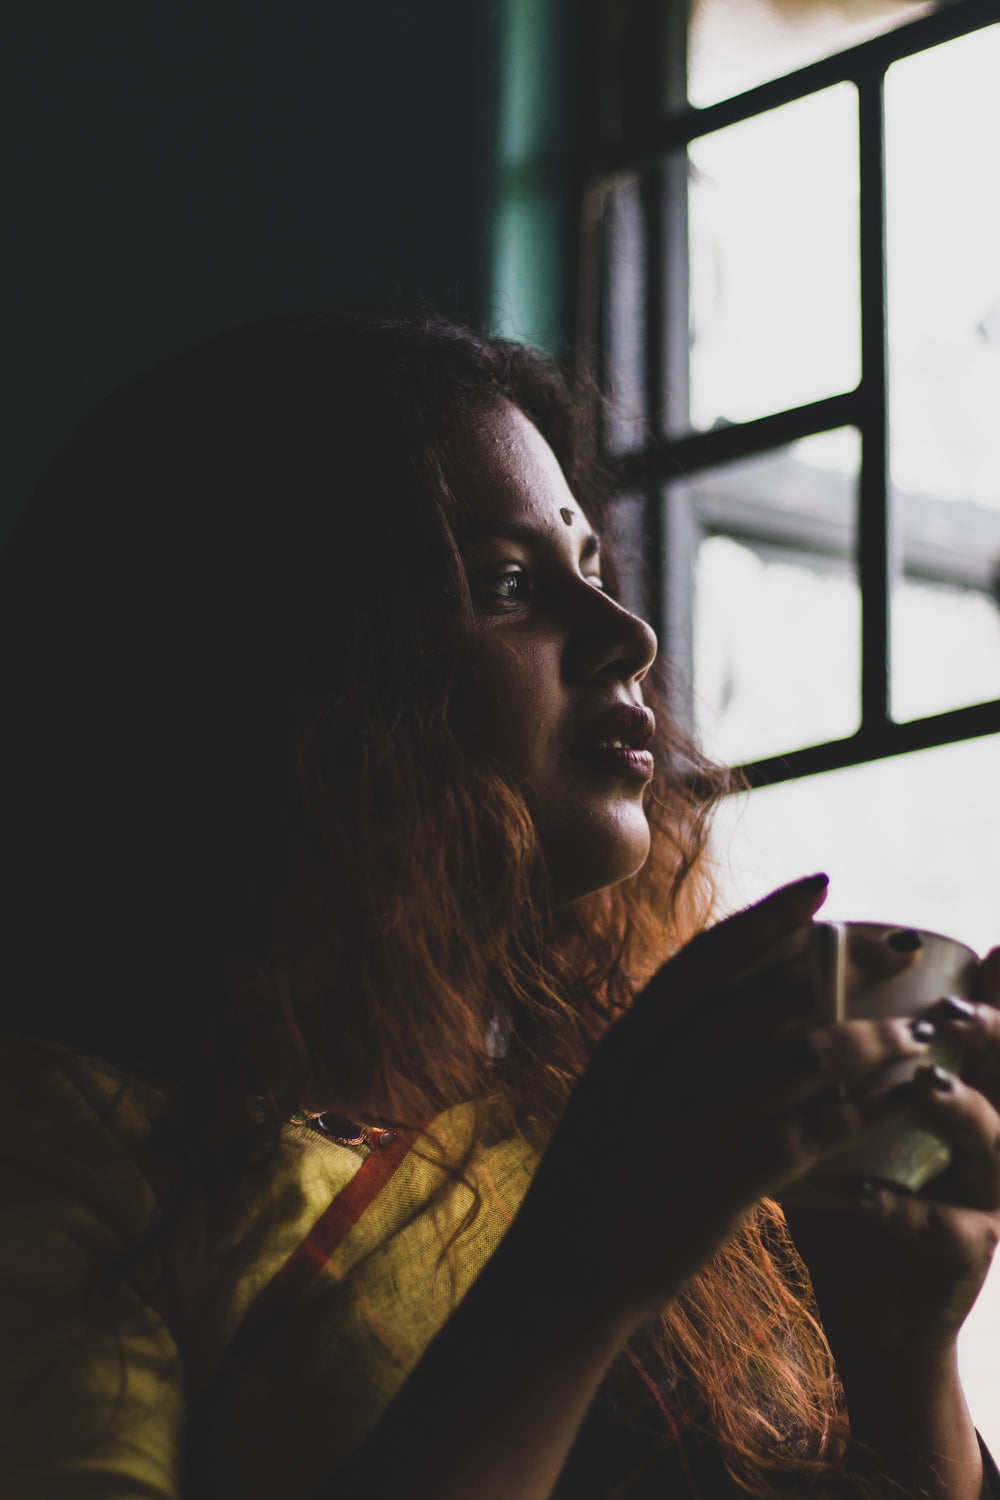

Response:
(785, 921), (979, 1200)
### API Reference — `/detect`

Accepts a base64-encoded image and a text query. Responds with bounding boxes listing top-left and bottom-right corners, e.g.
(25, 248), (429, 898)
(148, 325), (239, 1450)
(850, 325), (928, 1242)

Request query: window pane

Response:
(891, 576), (1000, 724)
(688, 85), (859, 433)
(712, 733), (1000, 956)
(688, 0), (938, 109)
(886, 27), (1000, 720)
(689, 429), (860, 763)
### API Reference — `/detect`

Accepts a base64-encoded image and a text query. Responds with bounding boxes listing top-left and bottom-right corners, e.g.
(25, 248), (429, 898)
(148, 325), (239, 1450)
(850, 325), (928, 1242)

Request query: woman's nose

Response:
(566, 581), (658, 682)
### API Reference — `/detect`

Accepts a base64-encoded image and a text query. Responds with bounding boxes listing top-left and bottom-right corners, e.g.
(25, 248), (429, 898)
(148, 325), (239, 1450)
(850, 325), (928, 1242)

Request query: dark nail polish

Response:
(938, 995), (976, 1021)
(887, 928), (923, 953)
(908, 1018), (936, 1043)
(919, 1064), (954, 1093)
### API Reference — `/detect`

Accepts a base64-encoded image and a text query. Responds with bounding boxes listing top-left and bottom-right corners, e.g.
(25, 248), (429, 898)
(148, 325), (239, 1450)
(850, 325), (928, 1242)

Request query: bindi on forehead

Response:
(559, 507), (574, 527)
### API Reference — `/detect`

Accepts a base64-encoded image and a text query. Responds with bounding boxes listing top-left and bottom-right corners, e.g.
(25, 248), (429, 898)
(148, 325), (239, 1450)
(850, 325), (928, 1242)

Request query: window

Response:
(580, 0), (1000, 1448)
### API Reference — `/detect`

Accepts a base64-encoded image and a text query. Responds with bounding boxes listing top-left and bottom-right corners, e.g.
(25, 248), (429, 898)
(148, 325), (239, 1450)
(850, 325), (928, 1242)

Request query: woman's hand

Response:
(782, 969), (1000, 1499)
(785, 956), (1000, 1369)
(515, 874), (935, 1333)
(784, 1067), (1000, 1360)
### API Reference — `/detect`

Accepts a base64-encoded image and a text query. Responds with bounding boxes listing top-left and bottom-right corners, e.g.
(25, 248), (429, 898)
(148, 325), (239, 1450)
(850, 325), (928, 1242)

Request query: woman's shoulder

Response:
(0, 1033), (540, 1356)
(0, 1034), (540, 1267)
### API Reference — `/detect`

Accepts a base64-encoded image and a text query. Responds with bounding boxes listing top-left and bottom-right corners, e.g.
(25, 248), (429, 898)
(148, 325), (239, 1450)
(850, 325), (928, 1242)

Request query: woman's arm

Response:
(841, 1344), (982, 1498)
(321, 877), (944, 1499)
(330, 1213), (635, 1500)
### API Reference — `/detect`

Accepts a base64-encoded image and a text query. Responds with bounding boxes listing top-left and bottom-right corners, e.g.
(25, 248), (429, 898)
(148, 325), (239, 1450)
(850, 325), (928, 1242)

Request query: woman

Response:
(0, 309), (998, 1499)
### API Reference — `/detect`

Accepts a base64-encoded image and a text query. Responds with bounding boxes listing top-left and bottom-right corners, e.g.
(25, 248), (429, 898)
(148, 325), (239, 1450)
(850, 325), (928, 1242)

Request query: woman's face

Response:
(455, 402), (658, 906)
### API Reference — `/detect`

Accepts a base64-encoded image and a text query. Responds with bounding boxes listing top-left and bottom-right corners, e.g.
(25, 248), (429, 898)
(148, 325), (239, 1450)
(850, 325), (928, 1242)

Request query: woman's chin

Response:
(547, 817), (651, 907)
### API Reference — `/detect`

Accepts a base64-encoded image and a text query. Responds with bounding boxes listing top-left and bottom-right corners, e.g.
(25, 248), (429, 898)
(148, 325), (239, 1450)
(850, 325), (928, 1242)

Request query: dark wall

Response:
(4, 2), (496, 545)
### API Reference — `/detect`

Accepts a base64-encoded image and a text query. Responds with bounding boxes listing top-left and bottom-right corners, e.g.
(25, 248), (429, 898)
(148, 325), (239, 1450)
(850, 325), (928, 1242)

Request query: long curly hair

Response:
(0, 310), (851, 1494)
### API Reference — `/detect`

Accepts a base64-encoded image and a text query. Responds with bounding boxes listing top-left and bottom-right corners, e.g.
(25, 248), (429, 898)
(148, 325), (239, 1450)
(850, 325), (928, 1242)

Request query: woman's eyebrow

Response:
(467, 519), (601, 560)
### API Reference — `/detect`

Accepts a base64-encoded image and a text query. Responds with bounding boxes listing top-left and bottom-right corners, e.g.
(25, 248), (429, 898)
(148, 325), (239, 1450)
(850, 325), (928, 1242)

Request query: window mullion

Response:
(858, 65), (892, 735)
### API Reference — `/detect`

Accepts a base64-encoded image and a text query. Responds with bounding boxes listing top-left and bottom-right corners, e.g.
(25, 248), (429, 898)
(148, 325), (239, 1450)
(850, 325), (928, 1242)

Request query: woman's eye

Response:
(473, 563), (605, 610)
(477, 566), (532, 607)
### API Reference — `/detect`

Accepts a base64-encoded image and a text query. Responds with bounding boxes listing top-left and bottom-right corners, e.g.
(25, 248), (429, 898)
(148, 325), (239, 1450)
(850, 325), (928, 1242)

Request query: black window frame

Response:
(578, 0), (1000, 789)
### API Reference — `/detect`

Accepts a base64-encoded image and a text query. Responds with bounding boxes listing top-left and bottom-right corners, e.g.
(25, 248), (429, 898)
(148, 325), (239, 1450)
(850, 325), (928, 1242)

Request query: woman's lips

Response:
(568, 744), (655, 781)
(567, 703), (656, 780)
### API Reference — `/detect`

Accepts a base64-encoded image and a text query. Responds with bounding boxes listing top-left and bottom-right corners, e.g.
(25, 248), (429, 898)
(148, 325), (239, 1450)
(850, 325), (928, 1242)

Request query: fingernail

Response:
(887, 928), (923, 953)
(908, 1018), (936, 1043)
(795, 874), (829, 916)
(917, 1064), (954, 1093)
(938, 995), (976, 1021)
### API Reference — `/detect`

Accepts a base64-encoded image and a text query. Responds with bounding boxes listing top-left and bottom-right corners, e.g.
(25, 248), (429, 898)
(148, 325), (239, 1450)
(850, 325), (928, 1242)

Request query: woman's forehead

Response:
(454, 402), (594, 546)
